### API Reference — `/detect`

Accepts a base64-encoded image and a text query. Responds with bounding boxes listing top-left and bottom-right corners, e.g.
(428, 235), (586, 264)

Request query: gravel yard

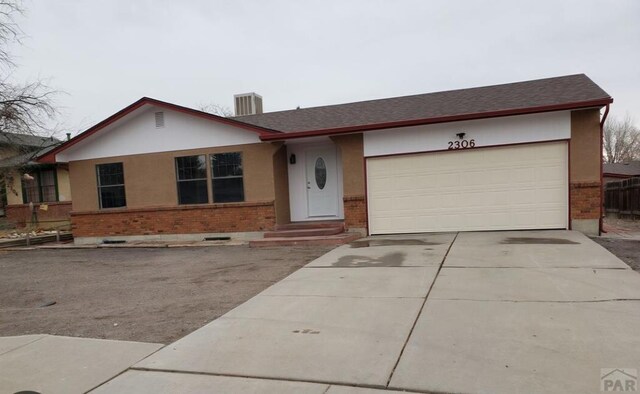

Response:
(594, 217), (640, 272)
(0, 245), (332, 344)
(593, 237), (640, 271)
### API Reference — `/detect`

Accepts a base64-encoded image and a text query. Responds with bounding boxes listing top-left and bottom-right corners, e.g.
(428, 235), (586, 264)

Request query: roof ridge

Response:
(235, 74), (600, 119)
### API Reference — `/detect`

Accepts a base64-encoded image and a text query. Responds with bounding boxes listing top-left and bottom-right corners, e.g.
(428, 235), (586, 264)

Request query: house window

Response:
(22, 168), (58, 204)
(96, 163), (126, 209)
(211, 152), (244, 203)
(176, 155), (208, 204)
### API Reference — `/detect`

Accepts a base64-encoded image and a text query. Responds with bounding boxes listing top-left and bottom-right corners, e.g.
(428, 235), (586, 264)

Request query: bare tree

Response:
(603, 115), (640, 164)
(0, 1), (59, 208)
(0, 1), (57, 140)
(198, 103), (233, 117)
(0, 0), (23, 70)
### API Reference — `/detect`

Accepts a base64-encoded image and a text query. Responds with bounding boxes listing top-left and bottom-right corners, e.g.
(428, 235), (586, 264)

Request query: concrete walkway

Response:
(92, 230), (640, 393)
(16, 230), (640, 393)
(0, 334), (161, 394)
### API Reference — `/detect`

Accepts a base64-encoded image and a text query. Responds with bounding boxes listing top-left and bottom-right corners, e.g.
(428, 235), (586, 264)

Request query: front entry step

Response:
(251, 220), (361, 247)
(249, 232), (361, 247)
(264, 227), (343, 238)
(274, 221), (345, 232)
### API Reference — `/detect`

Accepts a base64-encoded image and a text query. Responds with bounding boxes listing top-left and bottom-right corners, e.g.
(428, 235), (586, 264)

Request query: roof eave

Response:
(603, 173), (639, 178)
(38, 97), (282, 163)
(259, 98), (614, 141)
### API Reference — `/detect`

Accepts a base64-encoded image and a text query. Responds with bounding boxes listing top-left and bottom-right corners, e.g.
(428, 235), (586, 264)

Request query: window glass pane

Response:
(176, 155), (208, 204)
(23, 178), (40, 203)
(212, 152), (242, 178)
(178, 179), (208, 204)
(176, 156), (207, 180)
(39, 170), (57, 202)
(211, 153), (244, 203)
(39, 170), (55, 187)
(97, 163), (126, 208)
(99, 185), (126, 208)
(213, 178), (244, 203)
(314, 158), (327, 190)
(97, 163), (124, 186)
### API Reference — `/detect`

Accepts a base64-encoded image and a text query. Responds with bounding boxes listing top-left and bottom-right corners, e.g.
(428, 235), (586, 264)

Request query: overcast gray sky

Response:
(9, 0), (640, 138)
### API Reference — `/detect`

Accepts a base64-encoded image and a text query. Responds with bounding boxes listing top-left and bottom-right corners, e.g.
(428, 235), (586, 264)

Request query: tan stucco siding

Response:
(5, 170), (22, 205)
(56, 166), (72, 202)
(272, 144), (291, 224)
(69, 160), (99, 211)
(570, 109), (601, 183)
(332, 133), (365, 197)
(69, 143), (279, 212)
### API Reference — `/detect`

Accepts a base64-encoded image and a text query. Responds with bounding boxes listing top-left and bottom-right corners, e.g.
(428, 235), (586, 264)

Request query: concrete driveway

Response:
(95, 230), (640, 394)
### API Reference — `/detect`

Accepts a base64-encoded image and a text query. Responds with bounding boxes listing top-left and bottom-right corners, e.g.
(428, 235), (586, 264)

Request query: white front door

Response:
(305, 146), (339, 217)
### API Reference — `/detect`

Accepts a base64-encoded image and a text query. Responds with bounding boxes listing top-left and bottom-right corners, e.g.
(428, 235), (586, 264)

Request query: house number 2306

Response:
(447, 139), (476, 150)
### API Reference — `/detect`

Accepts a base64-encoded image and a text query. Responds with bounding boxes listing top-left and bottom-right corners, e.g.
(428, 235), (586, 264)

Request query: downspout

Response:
(599, 104), (610, 235)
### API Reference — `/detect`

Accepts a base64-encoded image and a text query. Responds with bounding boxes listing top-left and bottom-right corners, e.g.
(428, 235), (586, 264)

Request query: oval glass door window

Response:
(315, 157), (327, 190)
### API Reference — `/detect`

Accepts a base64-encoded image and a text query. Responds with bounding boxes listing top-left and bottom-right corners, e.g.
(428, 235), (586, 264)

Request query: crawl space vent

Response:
(155, 111), (165, 128)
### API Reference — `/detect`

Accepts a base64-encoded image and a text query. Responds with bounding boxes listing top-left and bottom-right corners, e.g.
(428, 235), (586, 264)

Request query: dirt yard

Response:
(594, 217), (640, 272)
(0, 245), (332, 344)
(593, 237), (640, 271)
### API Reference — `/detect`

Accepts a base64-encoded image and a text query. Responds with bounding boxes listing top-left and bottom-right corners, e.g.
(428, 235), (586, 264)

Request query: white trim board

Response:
(363, 111), (571, 157)
(57, 106), (261, 162)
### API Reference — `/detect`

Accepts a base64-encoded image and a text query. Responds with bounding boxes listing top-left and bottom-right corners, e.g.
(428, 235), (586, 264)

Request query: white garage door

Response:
(366, 142), (568, 234)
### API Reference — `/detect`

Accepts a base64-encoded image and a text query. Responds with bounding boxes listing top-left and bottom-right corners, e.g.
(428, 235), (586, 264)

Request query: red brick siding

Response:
(6, 202), (72, 228)
(570, 182), (601, 220)
(344, 195), (367, 229)
(70, 201), (276, 237)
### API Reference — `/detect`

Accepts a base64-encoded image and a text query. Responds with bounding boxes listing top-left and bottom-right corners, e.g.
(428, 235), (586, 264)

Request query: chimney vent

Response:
(234, 93), (263, 116)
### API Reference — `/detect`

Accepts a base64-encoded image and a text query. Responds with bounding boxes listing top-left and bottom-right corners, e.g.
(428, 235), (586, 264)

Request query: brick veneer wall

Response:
(6, 201), (72, 228)
(570, 182), (601, 220)
(71, 201), (276, 237)
(343, 195), (367, 230)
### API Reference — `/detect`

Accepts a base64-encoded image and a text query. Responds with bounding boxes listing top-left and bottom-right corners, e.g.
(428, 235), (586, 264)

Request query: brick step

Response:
(274, 221), (345, 232)
(264, 227), (344, 238)
(249, 232), (361, 247)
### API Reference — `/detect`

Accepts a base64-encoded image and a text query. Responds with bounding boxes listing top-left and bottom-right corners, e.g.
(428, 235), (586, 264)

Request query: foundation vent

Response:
(234, 93), (263, 116)
(155, 111), (165, 128)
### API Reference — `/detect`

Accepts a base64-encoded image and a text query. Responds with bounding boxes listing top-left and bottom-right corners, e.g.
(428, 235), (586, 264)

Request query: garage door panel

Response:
(536, 166), (565, 182)
(367, 142), (568, 234)
(535, 188), (566, 203)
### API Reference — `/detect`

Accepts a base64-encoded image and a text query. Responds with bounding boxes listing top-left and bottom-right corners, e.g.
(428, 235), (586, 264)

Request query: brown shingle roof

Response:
(235, 74), (611, 135)
(603, 162), (640, 177)
(0, 132), (59, 148)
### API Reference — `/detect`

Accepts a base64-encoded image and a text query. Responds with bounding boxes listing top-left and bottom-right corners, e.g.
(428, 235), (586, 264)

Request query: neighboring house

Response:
(39, 74), (611, 244)
(603, 161), (640, 184)
(0, 132), (73, 228)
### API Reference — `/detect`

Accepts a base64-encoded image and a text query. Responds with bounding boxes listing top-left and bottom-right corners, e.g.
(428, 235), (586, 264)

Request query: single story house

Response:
(603, 161), (640, 184)
(0, 132), (73, 228)
(39, 74), (612, 243)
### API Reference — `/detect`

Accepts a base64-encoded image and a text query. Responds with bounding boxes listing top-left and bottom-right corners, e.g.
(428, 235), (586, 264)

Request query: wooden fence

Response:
(605, 177), (640, 218)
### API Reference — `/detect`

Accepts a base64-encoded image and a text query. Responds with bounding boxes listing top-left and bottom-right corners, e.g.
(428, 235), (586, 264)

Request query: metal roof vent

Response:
(234, 93), (263, 116)
(155, 111), (165, 128)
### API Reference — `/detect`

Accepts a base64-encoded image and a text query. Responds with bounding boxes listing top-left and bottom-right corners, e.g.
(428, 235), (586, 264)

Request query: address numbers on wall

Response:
(447, 139), (476, 150)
